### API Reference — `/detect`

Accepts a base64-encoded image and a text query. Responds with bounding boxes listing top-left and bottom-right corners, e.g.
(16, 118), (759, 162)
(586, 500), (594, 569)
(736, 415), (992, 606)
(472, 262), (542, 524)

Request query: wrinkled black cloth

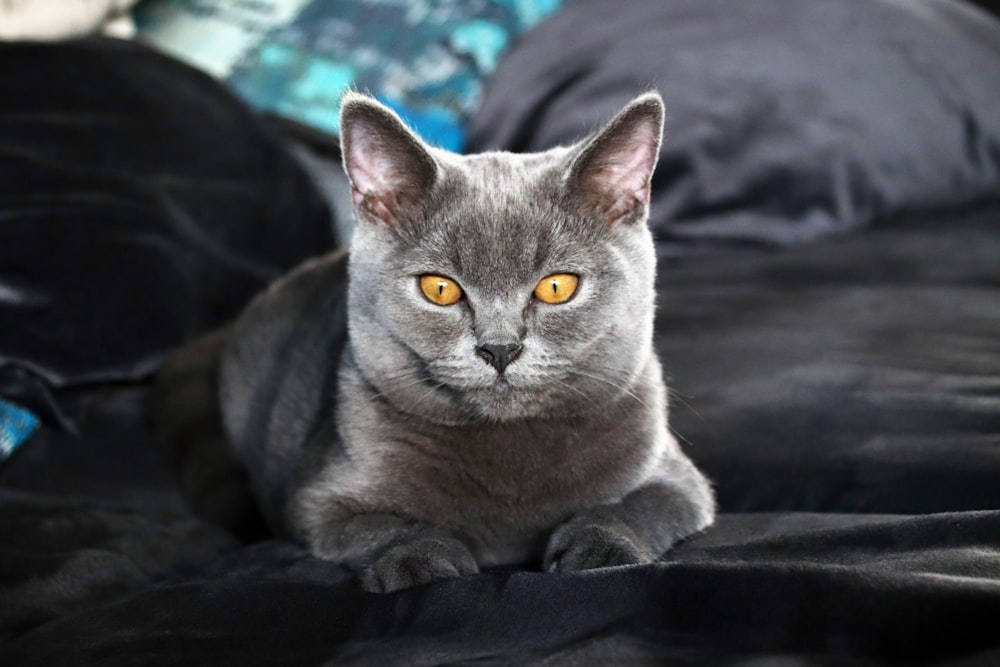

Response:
(0, 39), (334, 403)
(468, 0), (1000, 249)
(661, 210), (1000, 516)
(2, 24), (1000, 667)
(2, 209), (999, 665)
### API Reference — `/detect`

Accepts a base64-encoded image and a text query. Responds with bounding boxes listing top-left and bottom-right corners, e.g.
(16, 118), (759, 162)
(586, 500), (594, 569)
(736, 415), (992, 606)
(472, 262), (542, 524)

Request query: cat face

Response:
(341, 93), (664, 424)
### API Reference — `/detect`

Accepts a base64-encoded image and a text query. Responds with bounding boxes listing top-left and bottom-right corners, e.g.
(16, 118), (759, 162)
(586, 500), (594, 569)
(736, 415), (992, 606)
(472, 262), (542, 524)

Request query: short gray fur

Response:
(219, 92), (715, 593)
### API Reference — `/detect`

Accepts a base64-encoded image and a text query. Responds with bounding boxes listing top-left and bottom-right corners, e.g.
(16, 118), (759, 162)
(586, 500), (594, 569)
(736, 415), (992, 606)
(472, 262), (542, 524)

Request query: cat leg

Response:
(543, 457), (715, 572)
(305, 508), (479, 593)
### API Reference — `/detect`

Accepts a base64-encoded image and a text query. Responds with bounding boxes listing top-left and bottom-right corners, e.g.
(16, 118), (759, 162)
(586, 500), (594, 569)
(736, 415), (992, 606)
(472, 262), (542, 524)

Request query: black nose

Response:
(476, 342), (523, 374)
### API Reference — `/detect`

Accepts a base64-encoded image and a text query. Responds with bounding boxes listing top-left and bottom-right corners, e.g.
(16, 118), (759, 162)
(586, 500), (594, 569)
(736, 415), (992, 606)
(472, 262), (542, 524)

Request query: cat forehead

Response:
(404, 148), (608, 277)
(433, 147), (577, 229)
(438, 146), (571, 192)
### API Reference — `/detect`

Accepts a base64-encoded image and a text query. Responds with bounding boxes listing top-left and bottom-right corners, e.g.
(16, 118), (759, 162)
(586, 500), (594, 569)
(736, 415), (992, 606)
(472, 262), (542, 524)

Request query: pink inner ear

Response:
(594, 122), (660, 202)
(344, 124), (413, 226)
(345, 129), (396, 198)
(576, 116), (660, 225)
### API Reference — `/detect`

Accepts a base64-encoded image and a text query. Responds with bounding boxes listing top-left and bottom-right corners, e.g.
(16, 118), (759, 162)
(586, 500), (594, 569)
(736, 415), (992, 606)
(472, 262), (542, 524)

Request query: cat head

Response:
(340, 92), (664, 424)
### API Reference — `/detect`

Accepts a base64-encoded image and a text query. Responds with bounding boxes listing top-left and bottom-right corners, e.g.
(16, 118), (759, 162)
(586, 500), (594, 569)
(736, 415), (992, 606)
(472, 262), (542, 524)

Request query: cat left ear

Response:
(340, 93), (438, 227)
(565, 92), (664, 225)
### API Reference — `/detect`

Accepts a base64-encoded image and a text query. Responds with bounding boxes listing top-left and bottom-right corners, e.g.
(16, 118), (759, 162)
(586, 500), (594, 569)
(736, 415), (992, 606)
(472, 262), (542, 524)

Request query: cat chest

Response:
(359, 422), (656, 562)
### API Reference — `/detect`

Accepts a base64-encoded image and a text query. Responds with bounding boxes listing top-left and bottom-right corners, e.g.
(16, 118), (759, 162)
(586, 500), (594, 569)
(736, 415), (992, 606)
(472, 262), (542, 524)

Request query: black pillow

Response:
(0, 39), (334, 417)
(467, 0), (1000, 248)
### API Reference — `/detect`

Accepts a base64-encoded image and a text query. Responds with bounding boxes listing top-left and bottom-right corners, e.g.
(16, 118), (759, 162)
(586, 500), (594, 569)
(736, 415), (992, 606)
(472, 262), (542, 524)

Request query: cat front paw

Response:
(360, 536), (479, 593)
(544, 522), (655, 573)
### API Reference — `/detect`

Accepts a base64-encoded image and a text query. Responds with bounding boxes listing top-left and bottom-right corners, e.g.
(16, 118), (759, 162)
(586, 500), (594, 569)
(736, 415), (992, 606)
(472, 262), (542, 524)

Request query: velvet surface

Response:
(467, 0), (1000, 249)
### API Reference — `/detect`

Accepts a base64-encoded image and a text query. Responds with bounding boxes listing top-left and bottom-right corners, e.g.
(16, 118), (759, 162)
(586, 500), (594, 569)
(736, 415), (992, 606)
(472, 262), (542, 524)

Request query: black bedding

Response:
(3, 210), (998, 666)
(3, 3), (1000, 665)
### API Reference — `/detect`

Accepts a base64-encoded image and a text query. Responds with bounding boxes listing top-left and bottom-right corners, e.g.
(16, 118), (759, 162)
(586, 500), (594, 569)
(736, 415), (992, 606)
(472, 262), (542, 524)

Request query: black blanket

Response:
(2, 209), (998, 666)
(2, 13), (1000, 667)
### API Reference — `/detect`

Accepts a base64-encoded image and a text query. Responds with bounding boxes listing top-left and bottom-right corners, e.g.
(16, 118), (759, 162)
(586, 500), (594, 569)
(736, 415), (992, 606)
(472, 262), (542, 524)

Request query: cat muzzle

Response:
(475, 343), (523, 374)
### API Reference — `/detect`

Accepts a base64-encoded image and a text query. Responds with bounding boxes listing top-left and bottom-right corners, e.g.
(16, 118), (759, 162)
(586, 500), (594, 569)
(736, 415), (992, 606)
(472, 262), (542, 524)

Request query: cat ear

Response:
(340, 93), (438, 227)
(565, 92), (664, 225)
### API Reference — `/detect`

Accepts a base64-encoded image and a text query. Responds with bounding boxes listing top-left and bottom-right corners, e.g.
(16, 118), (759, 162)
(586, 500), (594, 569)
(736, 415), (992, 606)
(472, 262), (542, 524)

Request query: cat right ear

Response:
(565, 92), (664, 226)
(340, 93), (438, 227)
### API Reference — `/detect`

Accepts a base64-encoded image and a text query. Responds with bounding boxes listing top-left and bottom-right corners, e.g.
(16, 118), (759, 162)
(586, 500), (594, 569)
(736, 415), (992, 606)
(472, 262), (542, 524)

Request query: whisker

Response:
(551, 377), (598, 408)
(587, 363), (696, 415)
(670, 424), (694, 447)
(410, 380), (481, 425)
(409, 381), (445, 409)
(666, 387), (702, 419)
(564, 368), (652, 410)
(368, 375), (431, 400)
(376, 367), (424, 383)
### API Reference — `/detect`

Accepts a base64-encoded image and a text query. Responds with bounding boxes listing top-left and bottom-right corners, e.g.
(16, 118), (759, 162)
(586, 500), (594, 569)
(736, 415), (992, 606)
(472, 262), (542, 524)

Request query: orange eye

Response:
(419, 274), (463, 306)
(534, 273), (579, 304)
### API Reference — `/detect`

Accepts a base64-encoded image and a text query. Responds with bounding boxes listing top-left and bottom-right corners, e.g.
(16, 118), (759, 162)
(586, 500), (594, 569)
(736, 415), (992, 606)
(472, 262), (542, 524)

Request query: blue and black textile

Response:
(136, 0), (563, 150)
(0, 398), (37, 462)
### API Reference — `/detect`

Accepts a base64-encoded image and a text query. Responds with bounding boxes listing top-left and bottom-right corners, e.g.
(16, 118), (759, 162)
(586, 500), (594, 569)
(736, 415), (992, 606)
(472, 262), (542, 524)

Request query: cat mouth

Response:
(492, 376), (512, 394)
(432, 374), (518, 397)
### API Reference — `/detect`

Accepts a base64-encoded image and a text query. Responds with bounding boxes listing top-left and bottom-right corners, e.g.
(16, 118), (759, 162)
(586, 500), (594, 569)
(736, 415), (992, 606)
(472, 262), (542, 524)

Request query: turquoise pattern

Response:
(135, 0), (564, 150)
(0, 397), (38, 462)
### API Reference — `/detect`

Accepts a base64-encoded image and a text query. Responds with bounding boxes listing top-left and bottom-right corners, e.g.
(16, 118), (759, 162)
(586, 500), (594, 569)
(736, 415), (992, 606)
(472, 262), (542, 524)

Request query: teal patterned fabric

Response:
(0, 397), (38, 462)
(135, 0), (564, 150)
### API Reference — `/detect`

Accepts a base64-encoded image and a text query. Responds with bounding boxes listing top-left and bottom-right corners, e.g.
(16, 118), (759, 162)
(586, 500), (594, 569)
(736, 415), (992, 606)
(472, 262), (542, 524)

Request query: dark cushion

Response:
(0, 39), (334, 419)
(467, 0), (1000, 249)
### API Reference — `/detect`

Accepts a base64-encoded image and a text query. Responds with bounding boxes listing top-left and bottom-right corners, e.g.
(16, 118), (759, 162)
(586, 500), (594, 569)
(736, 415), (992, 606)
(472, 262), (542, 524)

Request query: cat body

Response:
(218, 93), (715, 592)
(315, 344), (676, 568)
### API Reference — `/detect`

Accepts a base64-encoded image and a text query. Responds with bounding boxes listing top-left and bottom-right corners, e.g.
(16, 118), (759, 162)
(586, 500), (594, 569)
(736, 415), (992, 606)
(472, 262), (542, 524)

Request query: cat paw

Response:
(360, 536), (479, 593)
(544, 522), (654, 573)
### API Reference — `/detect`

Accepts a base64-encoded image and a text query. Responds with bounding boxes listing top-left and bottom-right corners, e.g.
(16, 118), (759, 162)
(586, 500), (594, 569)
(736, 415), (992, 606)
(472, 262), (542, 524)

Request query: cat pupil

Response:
(552, 281), (558, 294)
(438, 283), (444, 296)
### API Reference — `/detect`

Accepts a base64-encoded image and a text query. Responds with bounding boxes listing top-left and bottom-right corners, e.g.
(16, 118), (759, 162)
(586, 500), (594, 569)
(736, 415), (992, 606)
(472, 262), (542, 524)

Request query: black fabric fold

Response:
(0, 39), (335, 406)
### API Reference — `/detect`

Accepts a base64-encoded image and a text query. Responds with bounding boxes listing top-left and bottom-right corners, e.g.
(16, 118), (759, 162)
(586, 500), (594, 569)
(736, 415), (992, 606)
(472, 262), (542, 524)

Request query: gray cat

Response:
(217, 92), (715, 593)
